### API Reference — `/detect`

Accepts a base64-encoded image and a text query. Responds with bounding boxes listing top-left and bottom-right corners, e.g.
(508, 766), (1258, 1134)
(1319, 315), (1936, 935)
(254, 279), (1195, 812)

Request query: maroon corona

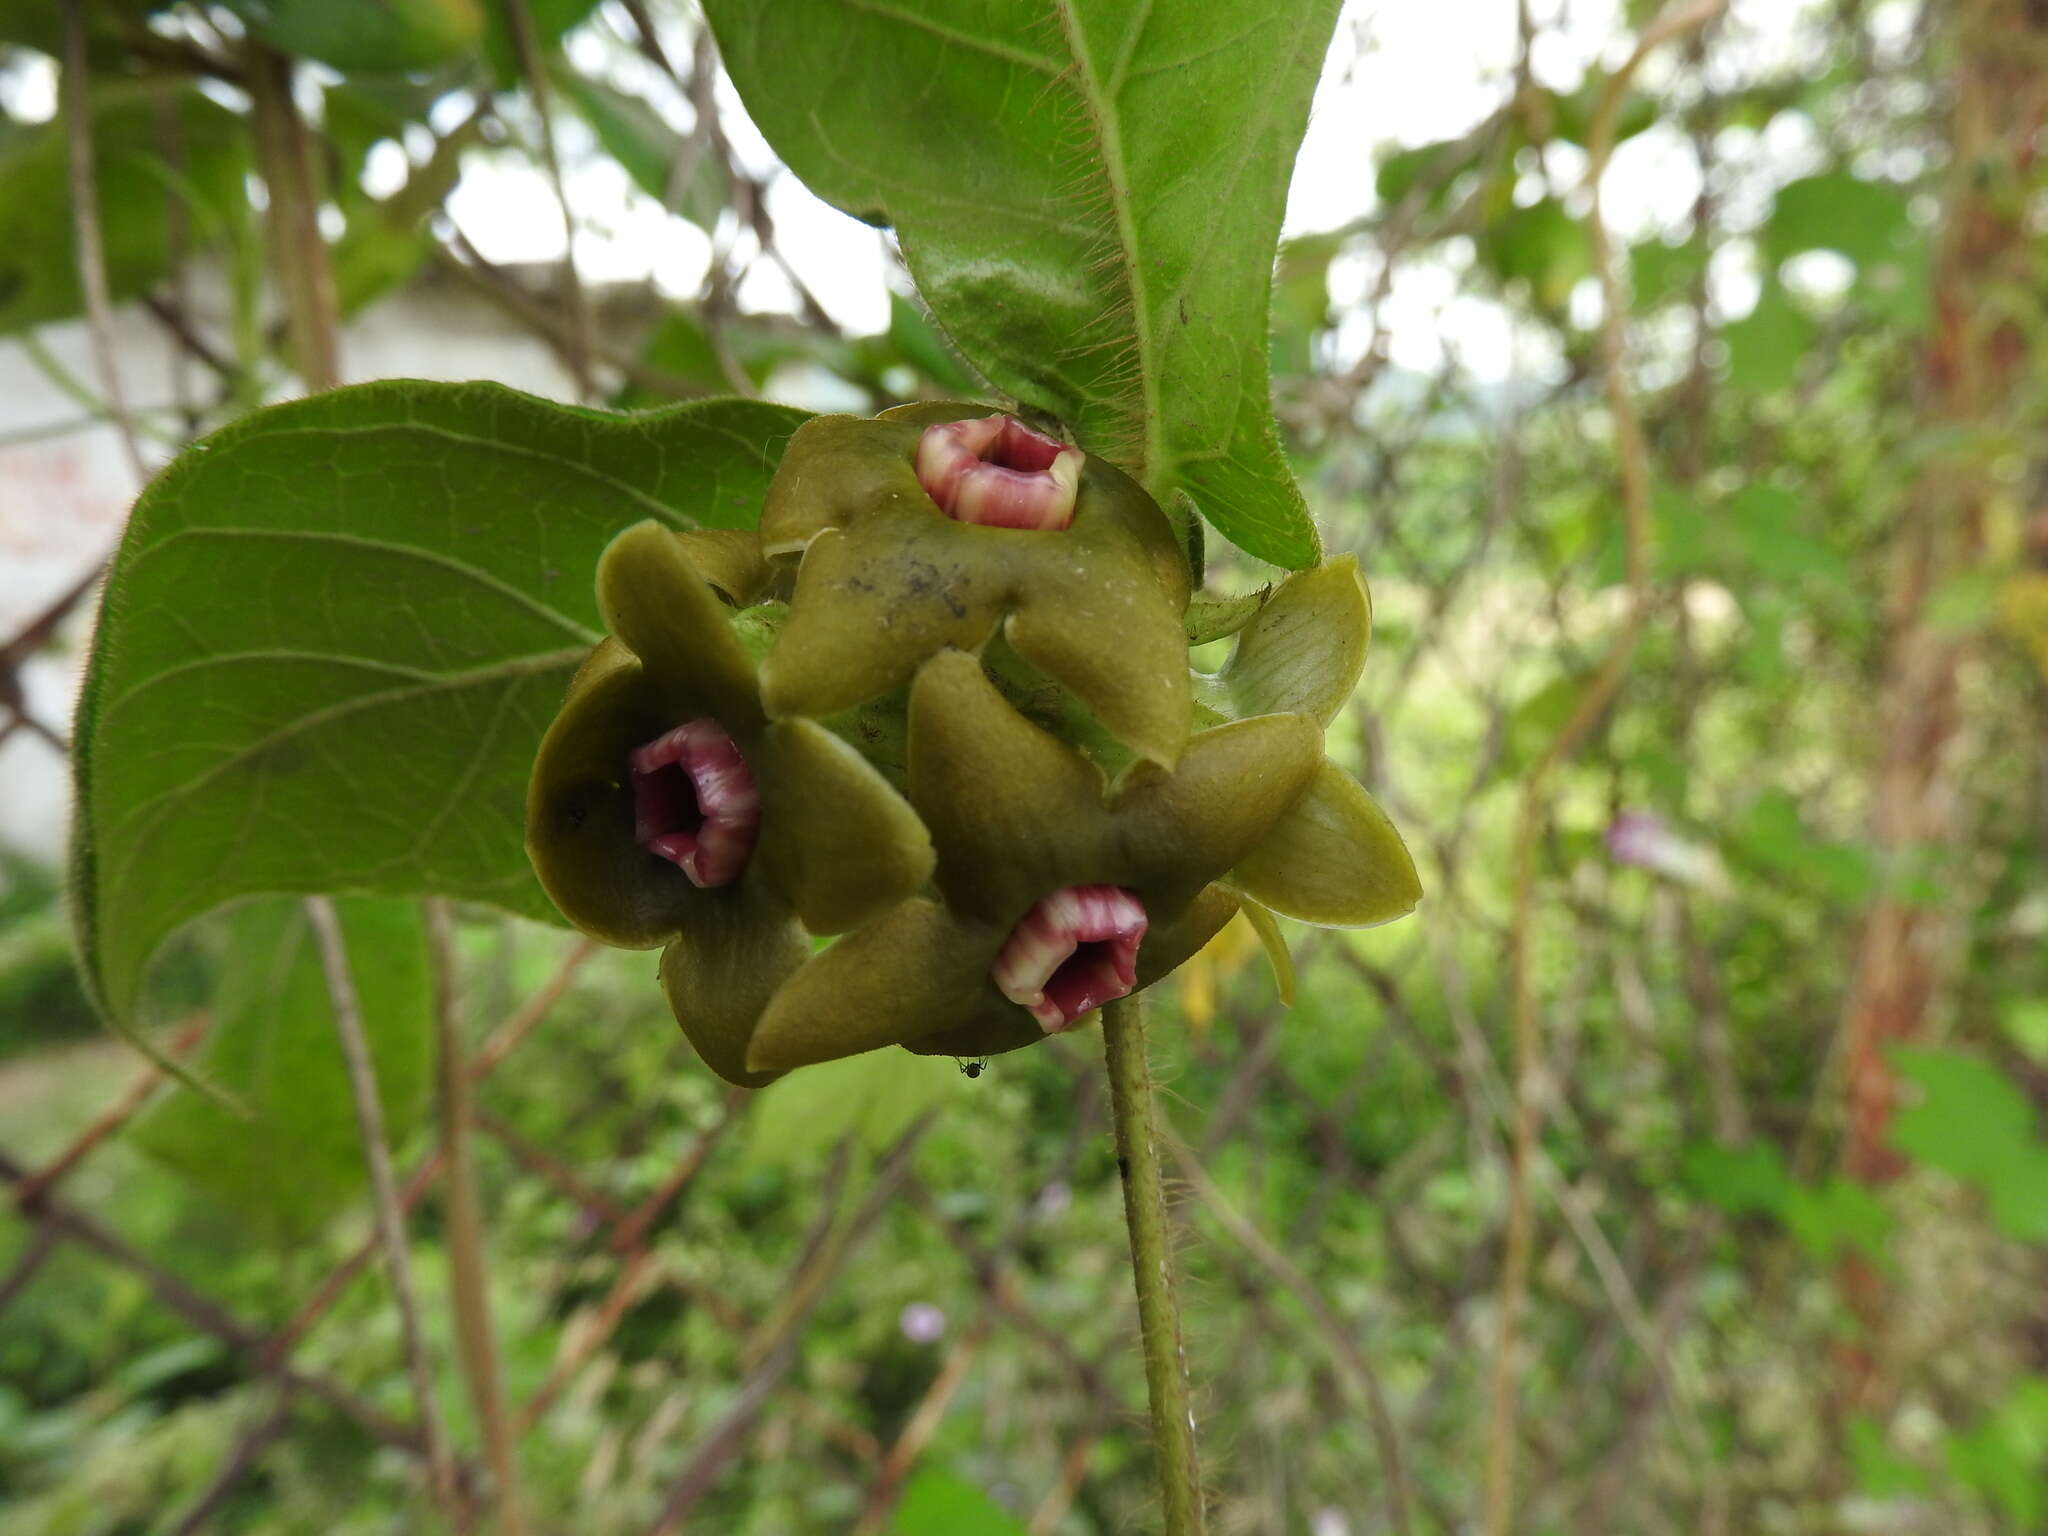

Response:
(916, 415), (1084, 531)
(992, 885), (1148, 1031)
(629, 719), (761, 888)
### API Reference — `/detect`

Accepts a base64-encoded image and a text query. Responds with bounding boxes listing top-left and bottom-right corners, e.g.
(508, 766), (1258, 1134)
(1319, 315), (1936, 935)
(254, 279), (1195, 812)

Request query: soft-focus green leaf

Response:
(703, 0), (1339, 568)
(2001, 998), (2048, 1065)
(1722, 282), (1811, 392)
(0, 86), (247, 335)
(131, 897), (431, 1244)
(1628, 235), (1705, 311)
(72, 382), (809, 1040)
(1781, 1176), (1893, 1263)
(891, 1470), (1030, 1536)
(745, 1048), (951, 1174)
(223, 0), (483, 71)
(1725, 483), (1849, 584)
(1765, 172), (1911, 269)
(1891, 1047), (2048, 1241)
(1683, 1141), (1792, 1217)
(1479, 197), (1591, 311)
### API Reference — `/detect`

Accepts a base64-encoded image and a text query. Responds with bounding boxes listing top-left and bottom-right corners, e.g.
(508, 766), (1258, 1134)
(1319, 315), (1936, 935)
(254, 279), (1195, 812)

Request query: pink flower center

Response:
(629, 718), (760, 888)
(991, 885), (1147, 1032)
(916, 415), (1084, 531)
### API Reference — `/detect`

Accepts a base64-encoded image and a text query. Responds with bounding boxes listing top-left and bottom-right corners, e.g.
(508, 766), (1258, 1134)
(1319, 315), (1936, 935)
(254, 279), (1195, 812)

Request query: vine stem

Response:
(1101, 991), (1205, 1535)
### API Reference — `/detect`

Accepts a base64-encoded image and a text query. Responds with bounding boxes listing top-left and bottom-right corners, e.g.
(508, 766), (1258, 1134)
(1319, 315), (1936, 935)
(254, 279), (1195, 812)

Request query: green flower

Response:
(755, 402), (1195, 769)
(743, 649), (1322, 1073)
(526, 520), (933, 1085)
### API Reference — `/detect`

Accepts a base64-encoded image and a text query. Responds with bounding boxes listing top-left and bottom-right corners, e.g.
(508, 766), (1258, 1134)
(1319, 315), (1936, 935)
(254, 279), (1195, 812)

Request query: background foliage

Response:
(2, 1), (2046, 1533)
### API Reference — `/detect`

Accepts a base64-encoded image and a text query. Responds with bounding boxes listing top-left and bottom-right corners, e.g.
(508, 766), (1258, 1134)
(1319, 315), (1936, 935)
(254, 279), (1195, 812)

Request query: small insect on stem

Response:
(957, 1057), (988, 1079)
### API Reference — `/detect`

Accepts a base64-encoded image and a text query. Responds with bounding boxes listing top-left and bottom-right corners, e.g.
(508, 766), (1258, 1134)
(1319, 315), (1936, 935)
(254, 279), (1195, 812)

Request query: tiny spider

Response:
(957, 1057), (988, 1079)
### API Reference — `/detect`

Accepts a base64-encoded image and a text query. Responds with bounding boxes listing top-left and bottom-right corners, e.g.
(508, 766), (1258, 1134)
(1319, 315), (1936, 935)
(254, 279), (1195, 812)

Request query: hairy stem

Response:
(1101, 991), (1205, 1534)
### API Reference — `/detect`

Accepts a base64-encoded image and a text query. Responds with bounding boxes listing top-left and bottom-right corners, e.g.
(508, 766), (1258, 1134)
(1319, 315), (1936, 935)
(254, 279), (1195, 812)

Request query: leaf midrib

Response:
(1053, 0), (1166, 495)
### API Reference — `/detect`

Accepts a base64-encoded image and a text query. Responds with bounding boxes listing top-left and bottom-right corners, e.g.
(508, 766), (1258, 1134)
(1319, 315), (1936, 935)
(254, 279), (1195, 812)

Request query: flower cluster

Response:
(527, 402), (1419, 1084)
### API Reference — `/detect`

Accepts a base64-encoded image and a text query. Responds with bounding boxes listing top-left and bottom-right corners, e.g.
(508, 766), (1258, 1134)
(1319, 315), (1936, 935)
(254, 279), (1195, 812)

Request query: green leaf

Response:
(1780, 1176), (1893, 1263)
(2000, 998), (2048, 1065)
(1764, 172), (1911, 270)
(1724, 483), (1849, 584)
(891, 1470), (1029, 1536)
(1681, 1141), (1791, 1217)
(0, 85), (249, 336)
(1478, 197), (1592, 311)
(1721, 282), (1812, 393)
(1891, 1047), (2048, 1241)
(222, 0), (484, 71)
(131, 897), (432, 1244)
(701, 0), (1338, 568)
(745, 1048), (952, 1174)
(72, 382), (809, 1043)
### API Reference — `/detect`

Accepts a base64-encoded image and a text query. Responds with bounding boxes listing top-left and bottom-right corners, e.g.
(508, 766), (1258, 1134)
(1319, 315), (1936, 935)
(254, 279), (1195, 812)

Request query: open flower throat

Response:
(992, 885), (1148, 1032)
(915, 414), (1084, 531)
(630, 719), (760, 888)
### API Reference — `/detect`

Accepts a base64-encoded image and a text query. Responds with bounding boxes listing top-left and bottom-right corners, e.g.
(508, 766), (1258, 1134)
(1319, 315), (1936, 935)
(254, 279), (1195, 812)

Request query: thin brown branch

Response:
(1482, 5), (1725, 1531)
(849, 1317), (991, 1535)
(8, 1014), (208, 1208)
(499, 0), (595, 397)
(645, 1124), (931, 1534)
(0, 1145), (421, 1454)
(429, 900), (527, 1535)
(1170, 1141), (1415, 1536)
(305, 895), (461, 1518)
(59, 2), (148, 485)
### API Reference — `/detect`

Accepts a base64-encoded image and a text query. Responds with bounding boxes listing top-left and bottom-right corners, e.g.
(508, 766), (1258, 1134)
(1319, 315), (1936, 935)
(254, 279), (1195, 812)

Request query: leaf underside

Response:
(72, 380), (808, 1029)
(704, 0), (1338, 568)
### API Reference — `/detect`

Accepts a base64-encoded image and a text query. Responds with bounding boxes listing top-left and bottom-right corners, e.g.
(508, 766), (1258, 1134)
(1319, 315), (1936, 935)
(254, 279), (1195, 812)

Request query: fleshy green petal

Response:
(596, 521), (763, 733)
(1227, 762), (1422, 927)
(745, 899), (1009, 1072)
(758, 410), (958, 556)
(659, 884), (809, 1088)
(908, 649), (1111, 924)
(751, 717), (934, 934)
(758, 521), (1004, 719)
(1135, 883), (1241, 988)
(1112, 713), (1323, 910)
(1238, 897), (1297, 1006)
(673, 528), (776, 605)
(1004, 576), (1190, 768)
(1213, 556), (1371, 725)
(526, 640), (701, 948)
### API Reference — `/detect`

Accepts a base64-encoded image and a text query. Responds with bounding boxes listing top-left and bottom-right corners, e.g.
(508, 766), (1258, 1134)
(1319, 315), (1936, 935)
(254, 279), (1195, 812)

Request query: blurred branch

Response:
(1171, 1139), (1415, 1536)
(646, 1123), (931, 1534)
(305, 895), (462, 1520)
(429, 900), (528, 1536)
(60, 1), (147, 485)
(500, 0), (595, 398)
(1483, 4), (1725, 1531)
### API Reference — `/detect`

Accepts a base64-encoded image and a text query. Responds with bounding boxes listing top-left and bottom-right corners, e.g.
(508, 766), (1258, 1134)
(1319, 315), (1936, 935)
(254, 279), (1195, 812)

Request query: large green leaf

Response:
(131, 897), (432, 1245)
(222, 0), (484, 72)
(72, 381), (809, 1035)
(0, 85), (248, 335)
(702, 0), (1338, 569)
